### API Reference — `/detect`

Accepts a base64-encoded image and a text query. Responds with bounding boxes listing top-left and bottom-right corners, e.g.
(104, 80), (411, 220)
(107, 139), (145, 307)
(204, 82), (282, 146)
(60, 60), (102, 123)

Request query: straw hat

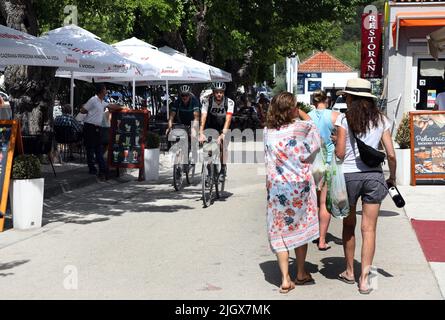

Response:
(337, 78), (377, 99)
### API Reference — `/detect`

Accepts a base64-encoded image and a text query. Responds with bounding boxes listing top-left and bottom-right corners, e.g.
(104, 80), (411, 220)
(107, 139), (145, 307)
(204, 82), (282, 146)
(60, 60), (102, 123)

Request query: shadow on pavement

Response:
(319, 257), (394, 281)
(0, 260), (30, 277)
(313, 233), (343, 246)
(42, 183), (199, 227)
(356, 210), (399, 217)
(319, 257), (361, 281)
(259, 259), (319, 288)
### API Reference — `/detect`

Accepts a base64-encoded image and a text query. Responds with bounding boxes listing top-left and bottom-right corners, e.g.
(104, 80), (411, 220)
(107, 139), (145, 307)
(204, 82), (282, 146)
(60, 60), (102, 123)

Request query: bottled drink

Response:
(387, 182), (406, 208)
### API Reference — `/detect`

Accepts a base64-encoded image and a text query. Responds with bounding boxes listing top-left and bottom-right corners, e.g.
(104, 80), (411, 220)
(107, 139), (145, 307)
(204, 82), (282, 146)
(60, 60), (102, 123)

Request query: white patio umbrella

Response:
(159, 46), (232, 82)
(41, 26), (141, 110)
(0, 24), (80, 68)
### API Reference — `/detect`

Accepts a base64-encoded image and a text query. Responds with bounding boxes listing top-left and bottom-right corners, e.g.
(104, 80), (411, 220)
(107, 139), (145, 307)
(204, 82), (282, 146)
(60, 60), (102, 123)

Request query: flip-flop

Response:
(359, 287), (373, 295)
(279, 281), (296, 294)
(337, 273), (355, 284)
(318, 244), (331, 251)
(295, 275), (315, 286)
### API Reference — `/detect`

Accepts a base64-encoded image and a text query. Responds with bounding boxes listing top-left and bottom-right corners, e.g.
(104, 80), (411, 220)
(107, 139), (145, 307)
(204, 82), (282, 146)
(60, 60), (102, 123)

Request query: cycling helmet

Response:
(211, 82), (226, 91)
(179, 85), (192, 95)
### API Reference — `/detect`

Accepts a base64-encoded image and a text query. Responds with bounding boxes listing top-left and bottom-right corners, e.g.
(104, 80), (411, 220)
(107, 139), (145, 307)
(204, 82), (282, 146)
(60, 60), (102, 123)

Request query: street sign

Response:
(0, 120), (23, 232)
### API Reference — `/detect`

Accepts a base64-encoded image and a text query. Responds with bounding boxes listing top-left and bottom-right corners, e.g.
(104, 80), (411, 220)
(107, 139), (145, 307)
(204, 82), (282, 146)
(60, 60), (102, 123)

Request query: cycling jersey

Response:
(201, 96), (235, 132)
(171, 95), (201, 126)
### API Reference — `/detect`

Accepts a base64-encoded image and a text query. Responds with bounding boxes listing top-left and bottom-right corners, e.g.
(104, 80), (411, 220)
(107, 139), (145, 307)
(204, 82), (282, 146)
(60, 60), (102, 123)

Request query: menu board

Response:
(410, 111), (445, 185)
(108, 110), (149, 170)
(0, 120), (23, 232)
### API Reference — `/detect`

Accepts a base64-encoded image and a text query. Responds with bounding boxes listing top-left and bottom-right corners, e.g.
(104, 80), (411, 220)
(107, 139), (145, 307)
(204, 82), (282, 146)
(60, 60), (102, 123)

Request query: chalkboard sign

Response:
(108, 110), (149, 177)
(0, 120), (23, 232)
(410, 111), (445, 185)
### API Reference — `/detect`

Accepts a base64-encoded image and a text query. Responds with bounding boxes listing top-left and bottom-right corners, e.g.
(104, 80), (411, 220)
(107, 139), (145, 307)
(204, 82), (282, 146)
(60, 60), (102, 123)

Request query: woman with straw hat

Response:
(333, 78), (397, 295)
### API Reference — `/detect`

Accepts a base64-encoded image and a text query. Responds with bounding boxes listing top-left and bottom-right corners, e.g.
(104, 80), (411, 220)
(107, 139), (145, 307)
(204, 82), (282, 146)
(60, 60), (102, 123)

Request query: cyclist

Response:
(166, 85), (201, 164)
(199, 82), (235, 182)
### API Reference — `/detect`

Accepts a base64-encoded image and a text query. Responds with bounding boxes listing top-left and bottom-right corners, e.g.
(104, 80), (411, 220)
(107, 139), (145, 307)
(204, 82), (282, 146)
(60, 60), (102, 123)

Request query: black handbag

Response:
(352, 132), (386, 168)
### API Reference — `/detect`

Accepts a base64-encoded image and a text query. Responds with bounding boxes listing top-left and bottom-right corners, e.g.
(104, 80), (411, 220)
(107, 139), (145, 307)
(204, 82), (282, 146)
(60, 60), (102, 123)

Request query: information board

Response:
(108, 110), (149, 178)
(0, 120), (23, 232)
(410, 111), (445, 185)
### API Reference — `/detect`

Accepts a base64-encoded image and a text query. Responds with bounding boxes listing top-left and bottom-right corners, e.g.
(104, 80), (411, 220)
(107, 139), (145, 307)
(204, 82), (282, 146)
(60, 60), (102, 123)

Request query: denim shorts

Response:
(344, 171), (388, 206)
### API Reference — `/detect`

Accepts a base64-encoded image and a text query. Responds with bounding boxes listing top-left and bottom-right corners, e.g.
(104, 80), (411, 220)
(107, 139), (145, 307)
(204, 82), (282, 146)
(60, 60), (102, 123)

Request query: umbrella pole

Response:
(70, 71), (75, 115)
(166, 80), (169, 121)
(132, 78), (136, 109)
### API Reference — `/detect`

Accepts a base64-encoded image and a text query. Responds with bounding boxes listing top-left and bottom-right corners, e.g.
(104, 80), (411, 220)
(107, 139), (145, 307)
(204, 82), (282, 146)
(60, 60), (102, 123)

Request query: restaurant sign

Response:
(410, 111), (445, 185)
(361, 10), (383, 79)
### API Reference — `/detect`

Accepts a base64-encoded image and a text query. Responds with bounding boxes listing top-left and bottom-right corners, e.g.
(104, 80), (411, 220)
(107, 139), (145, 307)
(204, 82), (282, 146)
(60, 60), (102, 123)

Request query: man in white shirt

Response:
(80, 84), (122, 178)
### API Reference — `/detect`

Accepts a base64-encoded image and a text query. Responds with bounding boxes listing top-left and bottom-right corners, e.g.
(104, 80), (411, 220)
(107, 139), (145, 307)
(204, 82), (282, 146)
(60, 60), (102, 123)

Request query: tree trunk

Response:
(1, 0), (58, 135)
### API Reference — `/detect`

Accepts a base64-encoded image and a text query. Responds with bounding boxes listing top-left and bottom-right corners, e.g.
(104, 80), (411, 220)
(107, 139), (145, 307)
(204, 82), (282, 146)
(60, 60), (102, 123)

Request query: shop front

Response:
(385, 1), (445, 126)
(385, 1), (445, 185)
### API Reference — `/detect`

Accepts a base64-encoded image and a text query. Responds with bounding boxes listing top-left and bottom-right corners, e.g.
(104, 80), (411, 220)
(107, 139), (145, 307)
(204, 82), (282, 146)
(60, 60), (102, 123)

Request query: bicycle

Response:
(201, 136), (226, 207)
(170, 124), (196, 191)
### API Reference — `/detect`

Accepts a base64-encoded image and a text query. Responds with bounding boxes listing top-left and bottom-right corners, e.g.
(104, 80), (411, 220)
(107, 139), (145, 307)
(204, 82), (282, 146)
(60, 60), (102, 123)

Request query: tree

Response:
(0, 0), (59, 135)
(1, 0), (368, 129)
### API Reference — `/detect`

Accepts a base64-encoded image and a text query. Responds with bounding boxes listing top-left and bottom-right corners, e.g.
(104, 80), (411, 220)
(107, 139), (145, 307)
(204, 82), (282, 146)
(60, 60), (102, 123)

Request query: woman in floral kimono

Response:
(264, 92), (321, 293)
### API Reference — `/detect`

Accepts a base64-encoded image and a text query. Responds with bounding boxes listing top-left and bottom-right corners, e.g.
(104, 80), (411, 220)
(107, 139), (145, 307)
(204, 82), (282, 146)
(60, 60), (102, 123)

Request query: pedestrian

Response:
(264, 92), (321, 293)
(333, 78), (397, 294)
(308, 90), (340, 251)
(80, 84), (122, 178)
(434, 88), (445, 111)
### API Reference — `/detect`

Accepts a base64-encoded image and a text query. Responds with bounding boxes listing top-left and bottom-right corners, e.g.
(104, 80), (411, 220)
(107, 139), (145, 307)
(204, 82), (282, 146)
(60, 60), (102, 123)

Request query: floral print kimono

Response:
(264, 120), (321, 253)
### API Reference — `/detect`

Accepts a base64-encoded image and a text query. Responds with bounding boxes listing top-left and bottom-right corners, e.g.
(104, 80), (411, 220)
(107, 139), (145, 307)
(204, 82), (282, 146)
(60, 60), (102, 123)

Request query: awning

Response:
(392, 12), (445, 51)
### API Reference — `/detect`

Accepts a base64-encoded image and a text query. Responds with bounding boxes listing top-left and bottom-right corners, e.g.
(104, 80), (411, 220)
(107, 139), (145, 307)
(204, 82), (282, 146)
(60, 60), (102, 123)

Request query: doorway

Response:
(416, 58), (445, 110)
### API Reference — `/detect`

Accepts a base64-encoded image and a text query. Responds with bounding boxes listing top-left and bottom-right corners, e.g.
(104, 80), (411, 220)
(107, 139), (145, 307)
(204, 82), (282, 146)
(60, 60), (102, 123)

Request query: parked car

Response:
(332, 95), (347, 113)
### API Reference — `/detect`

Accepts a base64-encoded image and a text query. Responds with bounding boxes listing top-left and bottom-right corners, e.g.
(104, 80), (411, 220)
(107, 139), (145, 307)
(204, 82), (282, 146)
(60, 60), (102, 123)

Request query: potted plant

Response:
(395, 113), (411, 185)
(144, 131), (161, 181)
(297, 102), (313, 114)
(9, 154), (44, 229)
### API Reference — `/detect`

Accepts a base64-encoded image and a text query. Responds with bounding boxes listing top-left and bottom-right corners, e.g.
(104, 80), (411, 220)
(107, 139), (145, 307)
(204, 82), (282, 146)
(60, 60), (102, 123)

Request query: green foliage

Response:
(297, 102), (313, 114)
(146, 131), (160, 149)
(395, 114), (411, 149)
(32, 0), (367, 85)
(12, 155), (42, 180)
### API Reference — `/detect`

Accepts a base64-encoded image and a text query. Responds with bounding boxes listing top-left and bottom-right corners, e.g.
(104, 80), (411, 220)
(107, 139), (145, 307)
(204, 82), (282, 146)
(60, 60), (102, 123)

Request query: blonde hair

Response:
(312, 90), (327, 104)
(266, 92), (297, 129)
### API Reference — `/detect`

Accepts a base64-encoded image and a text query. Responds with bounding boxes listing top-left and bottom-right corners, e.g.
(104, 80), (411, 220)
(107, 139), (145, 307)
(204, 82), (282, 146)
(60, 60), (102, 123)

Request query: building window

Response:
(308, 81), (322, 92)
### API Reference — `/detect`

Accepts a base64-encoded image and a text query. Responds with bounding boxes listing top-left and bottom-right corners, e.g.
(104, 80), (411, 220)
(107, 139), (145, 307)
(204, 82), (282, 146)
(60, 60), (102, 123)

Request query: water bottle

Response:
(387, 182), (406, 208)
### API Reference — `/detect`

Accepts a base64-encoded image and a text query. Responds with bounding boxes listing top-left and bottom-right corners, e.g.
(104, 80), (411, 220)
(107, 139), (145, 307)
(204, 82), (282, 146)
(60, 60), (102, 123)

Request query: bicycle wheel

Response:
(172, 149), (185, 191)
(202, 163), (214, 208)
(219, 166), (226, 194)
(186, 162), (196, 185)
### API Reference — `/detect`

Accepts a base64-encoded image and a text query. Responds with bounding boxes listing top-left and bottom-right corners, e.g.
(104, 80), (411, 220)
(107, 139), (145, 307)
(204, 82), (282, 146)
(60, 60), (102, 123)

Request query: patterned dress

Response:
(264, 120), (321, 253)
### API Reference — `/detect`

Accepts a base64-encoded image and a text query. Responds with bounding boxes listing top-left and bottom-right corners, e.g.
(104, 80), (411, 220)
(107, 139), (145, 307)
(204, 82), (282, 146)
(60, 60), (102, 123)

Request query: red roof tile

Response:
(299, 51), (354, 73)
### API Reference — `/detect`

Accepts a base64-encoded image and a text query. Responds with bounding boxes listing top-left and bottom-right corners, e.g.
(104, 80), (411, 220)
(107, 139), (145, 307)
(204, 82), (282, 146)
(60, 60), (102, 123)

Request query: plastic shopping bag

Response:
(311, 143), (327, 191)
(326, 158), (350, 219)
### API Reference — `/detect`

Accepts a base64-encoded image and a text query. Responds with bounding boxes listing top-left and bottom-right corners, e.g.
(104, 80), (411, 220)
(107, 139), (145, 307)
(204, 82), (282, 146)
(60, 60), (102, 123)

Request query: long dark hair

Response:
(266, 92), (297, 129)
(345, 95), (384, 136)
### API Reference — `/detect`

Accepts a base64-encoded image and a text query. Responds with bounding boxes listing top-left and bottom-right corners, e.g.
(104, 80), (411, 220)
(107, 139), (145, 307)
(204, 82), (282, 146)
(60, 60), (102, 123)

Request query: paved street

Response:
(0, 144), (443, 300)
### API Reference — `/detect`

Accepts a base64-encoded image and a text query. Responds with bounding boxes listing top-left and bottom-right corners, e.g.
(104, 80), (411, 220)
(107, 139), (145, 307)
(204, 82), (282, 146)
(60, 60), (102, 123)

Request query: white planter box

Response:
(9, 178), (44, 230)
(144, 148), (160, 181)
(395, 148), (411, 186)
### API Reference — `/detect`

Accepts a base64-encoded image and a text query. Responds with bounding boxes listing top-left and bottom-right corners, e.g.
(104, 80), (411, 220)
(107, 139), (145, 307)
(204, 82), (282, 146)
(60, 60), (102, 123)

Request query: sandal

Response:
(337, 273), (355, 285)
(295, 274), (315, 286)
(318, 244), (331, 251)
(279, 281), (295, 294)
